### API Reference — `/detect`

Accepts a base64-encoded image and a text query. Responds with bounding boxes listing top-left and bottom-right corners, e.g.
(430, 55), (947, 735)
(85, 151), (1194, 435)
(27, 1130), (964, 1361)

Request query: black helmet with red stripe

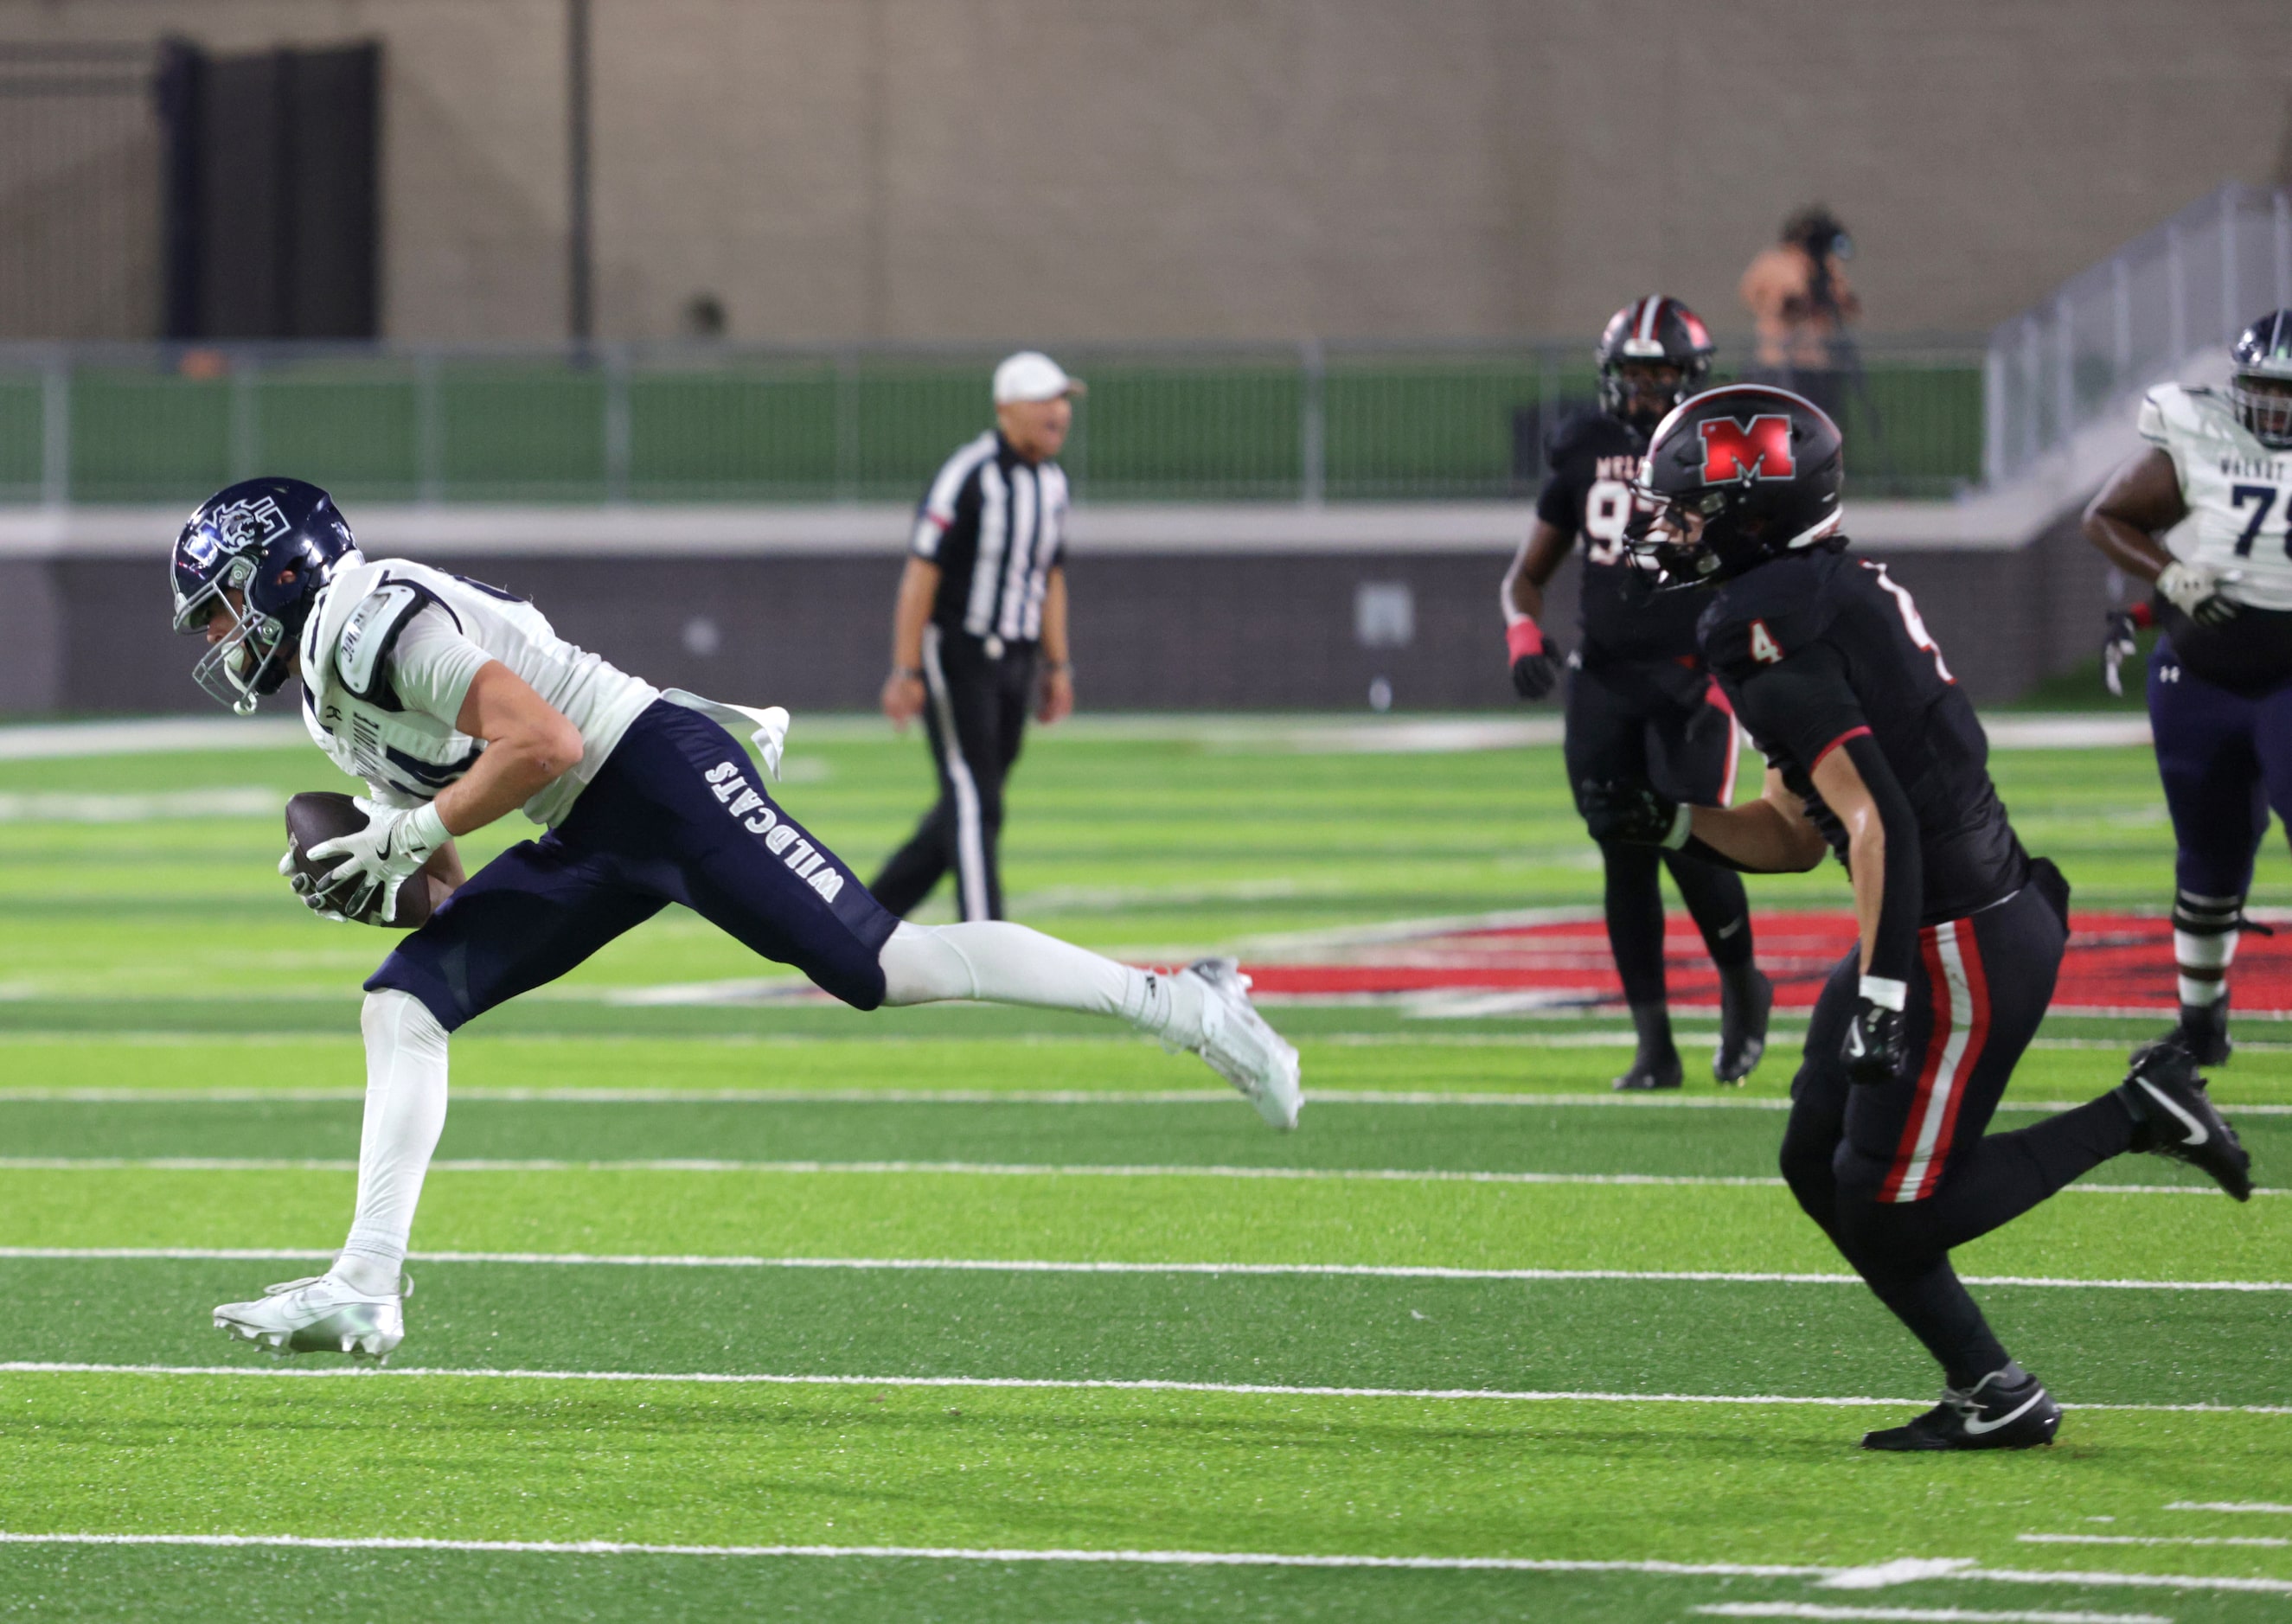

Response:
(1596, 295), (1715, 432)
(1626, 383), (1845, 589)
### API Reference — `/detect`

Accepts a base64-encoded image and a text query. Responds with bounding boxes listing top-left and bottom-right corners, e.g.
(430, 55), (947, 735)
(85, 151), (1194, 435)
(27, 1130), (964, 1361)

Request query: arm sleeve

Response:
(384, 605), (491, 729)
(1533, 470), (1579, 532)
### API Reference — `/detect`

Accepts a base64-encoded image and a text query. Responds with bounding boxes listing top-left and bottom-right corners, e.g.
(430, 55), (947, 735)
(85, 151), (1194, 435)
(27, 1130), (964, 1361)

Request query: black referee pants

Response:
(871, 626), (1037, 921)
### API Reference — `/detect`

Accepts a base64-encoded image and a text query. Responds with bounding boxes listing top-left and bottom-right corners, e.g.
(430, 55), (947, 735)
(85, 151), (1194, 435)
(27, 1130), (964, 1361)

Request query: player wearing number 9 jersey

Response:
(1501, 296), (1772, 1090)
(2083, 310), (2292, 1065)
(1591, 382), (2250, 1449)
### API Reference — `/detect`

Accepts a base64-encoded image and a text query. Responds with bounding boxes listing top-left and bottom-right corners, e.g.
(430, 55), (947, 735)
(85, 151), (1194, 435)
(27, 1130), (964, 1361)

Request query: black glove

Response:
(2101, 604), (2153, 698)
(1841, 997), (1908, 1085)
(1578, 779), (1687, 847)
(1505, 619), (1562, 701)
(1511, 652), (1559, 700)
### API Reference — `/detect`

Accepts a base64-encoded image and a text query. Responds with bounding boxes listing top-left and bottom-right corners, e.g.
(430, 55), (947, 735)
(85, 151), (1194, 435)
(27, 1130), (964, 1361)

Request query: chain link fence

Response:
(0, 336), (1983, 508)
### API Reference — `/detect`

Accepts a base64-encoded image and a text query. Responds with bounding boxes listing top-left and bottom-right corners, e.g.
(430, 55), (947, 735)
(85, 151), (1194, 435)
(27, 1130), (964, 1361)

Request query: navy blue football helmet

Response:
(173, 477), (359, 713)
(2230, 310), (2292, 449)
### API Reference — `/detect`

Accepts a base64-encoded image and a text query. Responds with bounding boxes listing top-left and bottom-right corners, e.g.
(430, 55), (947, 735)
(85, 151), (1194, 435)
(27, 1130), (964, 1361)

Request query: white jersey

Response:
(2140, 384), (2292, 610)
(297, 556), (660, 828)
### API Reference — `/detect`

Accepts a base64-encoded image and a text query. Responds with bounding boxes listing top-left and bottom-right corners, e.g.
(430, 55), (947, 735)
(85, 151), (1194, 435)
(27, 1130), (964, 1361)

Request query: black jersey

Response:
(1699, 544), (2029, 923)
(1535, 411), (1706, 662)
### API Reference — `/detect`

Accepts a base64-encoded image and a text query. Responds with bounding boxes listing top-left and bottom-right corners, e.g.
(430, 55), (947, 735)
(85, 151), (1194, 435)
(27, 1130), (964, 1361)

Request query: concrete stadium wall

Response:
(1, 0), (2287, 344)
(0, 508), (2116, 719)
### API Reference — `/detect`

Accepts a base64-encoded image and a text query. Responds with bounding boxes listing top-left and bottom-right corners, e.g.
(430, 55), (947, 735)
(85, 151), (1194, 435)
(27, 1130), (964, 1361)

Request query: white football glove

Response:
(306, 799), (450, 922)
(278, 847), (351, 923)
(2157, 560), (2243, 626)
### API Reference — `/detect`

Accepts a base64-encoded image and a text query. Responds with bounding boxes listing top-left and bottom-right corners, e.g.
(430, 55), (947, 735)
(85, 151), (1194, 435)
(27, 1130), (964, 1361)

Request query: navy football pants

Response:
(2147, 636), (2292, 900)
(369, 701), (900, 1031)
(1779, 884), (2134, 1384)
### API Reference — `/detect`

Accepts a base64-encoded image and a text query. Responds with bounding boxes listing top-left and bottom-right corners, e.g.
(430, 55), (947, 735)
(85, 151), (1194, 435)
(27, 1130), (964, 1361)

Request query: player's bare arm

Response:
(1680, 766), (1828, 873)
(2080, 446), (2186, 579)
(436, 660), (586, 835)
(1037, 566), (1073, 725)
(1807, 743), (1893, 977)
(881, 554), (940, 729)
(1500, 518), (1572, 698)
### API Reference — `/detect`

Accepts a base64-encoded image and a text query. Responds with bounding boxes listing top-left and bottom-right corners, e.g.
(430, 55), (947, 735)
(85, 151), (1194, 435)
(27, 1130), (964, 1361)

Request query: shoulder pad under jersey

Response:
(1697, 555), (1838, 678)
(2137, 383), (2238, 452)
(1544, 409), (1636, 467)
(335, 582), (441, 703)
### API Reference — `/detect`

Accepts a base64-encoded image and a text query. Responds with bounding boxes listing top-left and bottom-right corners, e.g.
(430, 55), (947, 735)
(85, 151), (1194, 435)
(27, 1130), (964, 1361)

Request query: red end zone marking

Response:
(1237, 911), (2292, 1015)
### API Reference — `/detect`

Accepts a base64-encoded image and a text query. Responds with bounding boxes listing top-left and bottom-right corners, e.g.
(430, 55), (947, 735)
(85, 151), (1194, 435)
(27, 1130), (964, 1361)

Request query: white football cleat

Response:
(214, 1271), (410, 1361)
(1181, 956), (1302, 1130)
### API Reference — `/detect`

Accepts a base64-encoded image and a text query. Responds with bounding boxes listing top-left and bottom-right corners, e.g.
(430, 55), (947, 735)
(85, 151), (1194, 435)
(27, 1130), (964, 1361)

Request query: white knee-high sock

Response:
(878, 921), (1206, 1046)
(337, 989), (450, 1291)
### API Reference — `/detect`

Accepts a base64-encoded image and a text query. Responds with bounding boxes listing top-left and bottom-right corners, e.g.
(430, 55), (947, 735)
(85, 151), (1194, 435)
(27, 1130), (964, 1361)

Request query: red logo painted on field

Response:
(1699, 415), (1796, 483)
(1228, 911), (2292, 1016)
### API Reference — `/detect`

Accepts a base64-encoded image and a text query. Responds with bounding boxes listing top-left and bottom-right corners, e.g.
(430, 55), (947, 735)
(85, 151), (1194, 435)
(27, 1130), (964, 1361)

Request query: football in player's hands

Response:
(281, 792), (451, 928)
(1842, 997), (1907, 1085)
(1577, 779), (1688, 847)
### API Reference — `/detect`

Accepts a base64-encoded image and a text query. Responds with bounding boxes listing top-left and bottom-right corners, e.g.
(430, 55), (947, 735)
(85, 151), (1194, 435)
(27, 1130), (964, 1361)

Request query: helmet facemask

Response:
(1601, 360), (1690, 435)
(2231, 370), (2292, 449)
(189, 590), (293, 715)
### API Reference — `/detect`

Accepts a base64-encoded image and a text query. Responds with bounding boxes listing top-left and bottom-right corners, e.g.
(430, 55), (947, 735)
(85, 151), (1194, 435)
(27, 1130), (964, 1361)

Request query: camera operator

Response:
(1738, 206), (1861, 423)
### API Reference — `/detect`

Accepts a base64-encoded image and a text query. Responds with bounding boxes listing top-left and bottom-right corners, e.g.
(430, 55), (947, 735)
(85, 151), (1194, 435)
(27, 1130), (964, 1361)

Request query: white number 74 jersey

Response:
(2140, 383), (2292, 609)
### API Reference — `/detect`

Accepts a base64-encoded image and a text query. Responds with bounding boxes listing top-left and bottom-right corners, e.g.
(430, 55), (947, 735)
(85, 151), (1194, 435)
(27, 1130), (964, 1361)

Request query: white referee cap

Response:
(993, 351), (1085, 404)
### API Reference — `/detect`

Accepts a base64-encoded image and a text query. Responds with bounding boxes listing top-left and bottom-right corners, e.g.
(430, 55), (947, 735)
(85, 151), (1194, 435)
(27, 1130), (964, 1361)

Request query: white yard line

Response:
(2166, 1502), (2292, 1514)
(0, 1155), (2267, 1196)
(3, 1085), (2283, 1116)
(3, 1361), (2289, 1420)
(0, 1532), (2274, 1602)
(3, 1246), (2282, 1295)
(2020, 1533), (2289, 1548)
(1699, 1607), (2171, 1623)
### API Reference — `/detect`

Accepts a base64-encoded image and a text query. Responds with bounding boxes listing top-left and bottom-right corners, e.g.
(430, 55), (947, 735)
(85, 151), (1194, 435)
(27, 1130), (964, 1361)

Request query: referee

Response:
(871, 350), (1080, 921)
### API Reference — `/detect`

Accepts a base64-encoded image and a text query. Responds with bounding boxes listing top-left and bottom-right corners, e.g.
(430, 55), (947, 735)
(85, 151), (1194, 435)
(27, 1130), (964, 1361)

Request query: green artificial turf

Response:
(3, 722), (2290, 1620)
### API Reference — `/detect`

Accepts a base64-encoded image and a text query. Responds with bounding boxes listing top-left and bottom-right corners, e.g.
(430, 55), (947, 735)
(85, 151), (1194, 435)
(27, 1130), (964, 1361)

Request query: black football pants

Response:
(1778, 882), (2137, 1386)
(1562, 653), (1754, 1007)
(871, 626), (1037, 922)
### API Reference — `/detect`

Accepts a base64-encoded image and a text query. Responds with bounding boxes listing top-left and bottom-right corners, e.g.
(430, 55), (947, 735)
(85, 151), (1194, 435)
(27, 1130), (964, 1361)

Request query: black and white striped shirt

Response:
(910, 431), (1069, 645)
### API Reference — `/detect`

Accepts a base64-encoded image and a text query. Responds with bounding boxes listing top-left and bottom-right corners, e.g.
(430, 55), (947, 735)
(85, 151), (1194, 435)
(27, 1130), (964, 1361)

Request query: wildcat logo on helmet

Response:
(1699, 415), (1797, 484)
(212, 496), (293, 551)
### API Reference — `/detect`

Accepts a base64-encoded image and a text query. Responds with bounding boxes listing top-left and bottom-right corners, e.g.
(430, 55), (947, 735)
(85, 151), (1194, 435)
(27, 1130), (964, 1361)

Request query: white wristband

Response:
(407, 802), (451, 859)
(1859, 975), (1907, 1012)
(1661, 802), (1693, 850)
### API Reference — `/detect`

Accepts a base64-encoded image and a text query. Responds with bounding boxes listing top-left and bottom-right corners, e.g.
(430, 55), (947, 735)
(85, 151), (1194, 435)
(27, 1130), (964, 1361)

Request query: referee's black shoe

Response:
(2117, 1040), (2254, 1202)
(1861, 1363), (2060, 1452)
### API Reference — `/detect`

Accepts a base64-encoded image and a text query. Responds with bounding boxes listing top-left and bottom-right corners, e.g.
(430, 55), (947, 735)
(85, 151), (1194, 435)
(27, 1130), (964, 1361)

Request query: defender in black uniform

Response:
(1583, 384), (2254, 1449)
(1501, 297), (1772, 1089)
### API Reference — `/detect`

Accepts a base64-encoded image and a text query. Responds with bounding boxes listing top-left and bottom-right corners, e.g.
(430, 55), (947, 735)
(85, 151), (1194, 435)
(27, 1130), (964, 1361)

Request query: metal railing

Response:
(0, 335), (1984, 508)
(1985, 184), (2292, 483)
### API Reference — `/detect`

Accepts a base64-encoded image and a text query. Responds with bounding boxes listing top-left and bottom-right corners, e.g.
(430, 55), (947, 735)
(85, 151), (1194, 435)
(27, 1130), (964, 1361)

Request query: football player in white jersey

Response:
(2083, 310), (2292, 1063)
(170, 477), (1302, 1361)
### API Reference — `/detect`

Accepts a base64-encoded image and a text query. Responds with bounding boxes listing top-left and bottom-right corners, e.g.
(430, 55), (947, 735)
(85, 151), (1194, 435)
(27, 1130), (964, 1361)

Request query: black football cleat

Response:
(1713, 967), (1774, 1085)
(1612, 1048), (1684, 1091)
(1861, 1363), (2061, 1452)
(2162, 998), (2231, 1067)
(2118, 1040), (2254, 1201)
